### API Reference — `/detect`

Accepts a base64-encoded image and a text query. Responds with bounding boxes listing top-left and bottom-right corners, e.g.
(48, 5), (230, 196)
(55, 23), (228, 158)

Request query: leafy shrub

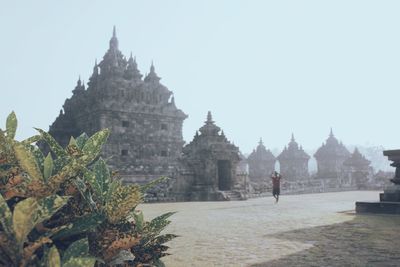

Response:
(0, 112), (176, 267)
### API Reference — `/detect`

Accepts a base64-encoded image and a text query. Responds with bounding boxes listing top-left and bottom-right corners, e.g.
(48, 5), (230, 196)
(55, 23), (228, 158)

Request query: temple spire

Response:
(291, 133), (295, 142)
(109, 25), (119, 50)
(206, 111), (213, 123)
(259, 138), (263, 145)
(329, 127), (334, 137)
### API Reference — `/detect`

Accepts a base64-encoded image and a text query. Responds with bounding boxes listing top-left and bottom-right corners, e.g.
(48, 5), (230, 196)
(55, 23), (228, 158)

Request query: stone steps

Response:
(224, 191), (243, 201)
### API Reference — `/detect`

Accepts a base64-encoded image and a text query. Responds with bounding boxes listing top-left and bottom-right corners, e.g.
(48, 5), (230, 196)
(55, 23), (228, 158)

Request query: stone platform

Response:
(356, 200), (400, 214)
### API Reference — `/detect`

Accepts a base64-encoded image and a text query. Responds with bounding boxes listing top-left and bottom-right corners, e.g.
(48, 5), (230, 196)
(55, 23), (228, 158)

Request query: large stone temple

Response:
(49, 27), (187, 182)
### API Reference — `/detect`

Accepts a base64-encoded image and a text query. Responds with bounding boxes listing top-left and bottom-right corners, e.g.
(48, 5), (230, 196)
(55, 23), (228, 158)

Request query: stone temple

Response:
(314, 129), (350, 178)
(247, 139), (276, 182)
(174, 112), (247, 201)
(277, 134), (310, 180)
(48, 27), (248, 201)
(49, 27), (187, 183)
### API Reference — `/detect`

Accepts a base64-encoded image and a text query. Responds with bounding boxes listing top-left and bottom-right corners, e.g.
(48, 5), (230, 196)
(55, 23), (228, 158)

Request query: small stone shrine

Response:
(342, 148), (373, 189)
(277, 134), (310, 181)
(314, 129), (350, 178)
(247, 139), (276, 182)
(175, 112), (246, 201)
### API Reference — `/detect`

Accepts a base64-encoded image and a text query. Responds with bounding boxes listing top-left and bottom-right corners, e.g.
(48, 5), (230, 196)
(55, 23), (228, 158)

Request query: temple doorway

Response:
(218, 160), (232, 190)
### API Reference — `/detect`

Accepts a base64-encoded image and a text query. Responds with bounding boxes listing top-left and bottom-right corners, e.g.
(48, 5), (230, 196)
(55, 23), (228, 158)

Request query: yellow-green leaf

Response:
(35, 128), (67, 158)
(81, 129), (110, 164)
(43, 152), (54, 181)
(68, 136), (77, 146)
(12, 195), (69, 245)
(13, 142), (43, 181)
(0, 194), (13, 238)
(105, 184), (142, 224)
(47, 246), (61, 267)
(21, 135), (41, 145)
(6, 111), (17, 139)
(63, 257), (96, 267)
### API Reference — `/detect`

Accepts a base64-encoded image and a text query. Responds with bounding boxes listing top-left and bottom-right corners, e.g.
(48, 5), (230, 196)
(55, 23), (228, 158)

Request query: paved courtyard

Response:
(139, 191), (400, 267)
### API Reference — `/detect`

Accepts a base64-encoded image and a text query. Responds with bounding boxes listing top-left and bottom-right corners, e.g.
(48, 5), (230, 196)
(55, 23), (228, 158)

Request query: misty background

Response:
(0, 0), (398, 171)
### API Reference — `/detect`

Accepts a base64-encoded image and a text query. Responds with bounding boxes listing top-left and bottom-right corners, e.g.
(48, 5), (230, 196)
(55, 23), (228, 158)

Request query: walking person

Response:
(271, 171), (282, 203)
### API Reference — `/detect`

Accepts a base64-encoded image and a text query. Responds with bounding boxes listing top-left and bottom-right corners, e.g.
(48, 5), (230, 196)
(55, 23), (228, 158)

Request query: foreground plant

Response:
(0, 111), (176, 267)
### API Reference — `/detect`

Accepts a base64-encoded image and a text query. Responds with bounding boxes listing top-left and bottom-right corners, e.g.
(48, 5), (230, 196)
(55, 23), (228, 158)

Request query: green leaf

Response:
(91, 158), (110, 203)
(105, 184), (142, 224)
(146, 212), (176, 235)
(13, 142), (43, 181)
(153, 234), (178, 245)
(35, 128), (67, 158)
(75, 133), (89, 150)
(133, 210), (144, 232)
(62, 238), (90, 264)
(52, 213), (105, 240)
(81, 129), (110, 165)
(43, 153), (54, 181)
(0, 194), (13, 238)
(140, 176), (169, 194)
(31, 145), (45, 173)
(73, 178), (97, 211)
(63, 257), (96, 267)
(6, 111), (17, 140)
(21, 135), (41, 145)
(12, 195), (69, 245)
(48, 158), (83, 190)
(47, 246), (61, 267)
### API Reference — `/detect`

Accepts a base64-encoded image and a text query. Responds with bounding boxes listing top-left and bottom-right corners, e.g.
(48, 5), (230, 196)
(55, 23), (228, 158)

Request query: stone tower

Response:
(314, 129), (350, 178)
(178, 112), (244, 201)
(48, 27), (187, 181)
(277, 134), (310, 181)
(247, 138), (276, 182)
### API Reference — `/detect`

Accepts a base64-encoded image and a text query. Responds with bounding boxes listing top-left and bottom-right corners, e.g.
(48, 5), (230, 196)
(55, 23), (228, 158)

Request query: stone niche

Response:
(175, 112), (246, 201)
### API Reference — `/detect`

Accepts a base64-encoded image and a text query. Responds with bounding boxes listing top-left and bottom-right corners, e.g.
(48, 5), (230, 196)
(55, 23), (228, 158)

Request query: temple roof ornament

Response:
(144, 61), (161, 83)
(199, 111), (221, 136)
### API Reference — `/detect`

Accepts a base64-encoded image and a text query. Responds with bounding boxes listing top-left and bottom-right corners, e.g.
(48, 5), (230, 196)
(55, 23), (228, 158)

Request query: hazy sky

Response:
(1, 1), (399, 154)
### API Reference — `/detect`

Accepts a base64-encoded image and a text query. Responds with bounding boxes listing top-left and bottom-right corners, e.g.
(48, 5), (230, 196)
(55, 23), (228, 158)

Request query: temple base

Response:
(356, 185), (400, 214)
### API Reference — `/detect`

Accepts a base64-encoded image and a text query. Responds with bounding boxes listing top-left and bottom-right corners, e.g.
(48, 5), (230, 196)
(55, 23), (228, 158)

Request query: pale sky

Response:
(1, 0), (399, 154)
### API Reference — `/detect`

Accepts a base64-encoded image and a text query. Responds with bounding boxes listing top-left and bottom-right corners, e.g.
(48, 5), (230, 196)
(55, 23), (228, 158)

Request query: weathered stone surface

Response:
(48, 27), (187, 182)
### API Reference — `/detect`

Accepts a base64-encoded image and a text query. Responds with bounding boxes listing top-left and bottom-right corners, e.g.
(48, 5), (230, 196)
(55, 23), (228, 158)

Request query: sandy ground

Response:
(139, 191), (400, 267)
